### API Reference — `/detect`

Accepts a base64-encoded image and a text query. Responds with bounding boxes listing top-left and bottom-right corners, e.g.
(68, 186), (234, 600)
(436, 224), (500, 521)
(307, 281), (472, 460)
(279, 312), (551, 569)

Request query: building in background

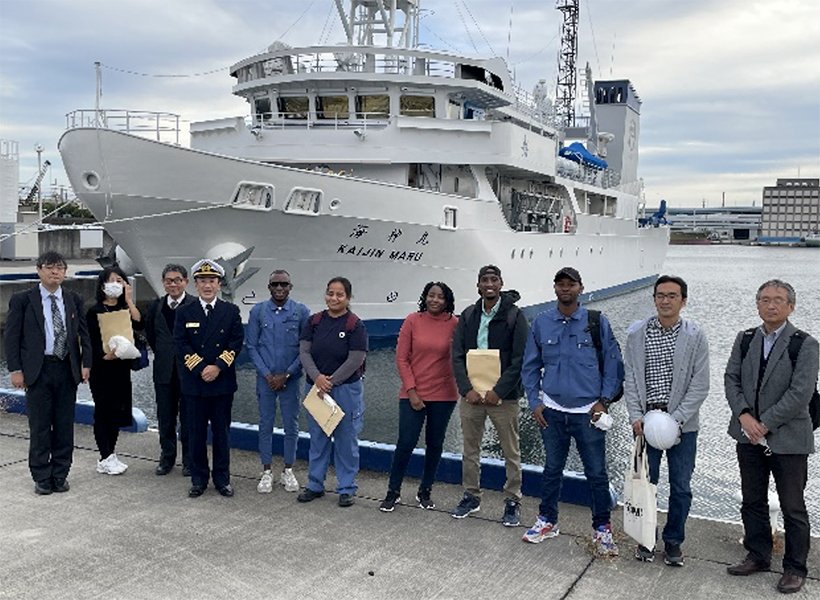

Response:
(759, 178), (820, 245)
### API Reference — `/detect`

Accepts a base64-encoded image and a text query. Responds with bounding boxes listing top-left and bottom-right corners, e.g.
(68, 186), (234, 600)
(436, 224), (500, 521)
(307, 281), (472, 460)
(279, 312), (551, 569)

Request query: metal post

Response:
(35, 143), (43, 222)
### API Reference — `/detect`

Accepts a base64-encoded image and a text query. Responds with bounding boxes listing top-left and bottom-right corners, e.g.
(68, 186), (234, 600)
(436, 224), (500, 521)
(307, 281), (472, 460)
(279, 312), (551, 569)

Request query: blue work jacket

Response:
(521, 306), (623, 410)
(246, 298), (310, 378)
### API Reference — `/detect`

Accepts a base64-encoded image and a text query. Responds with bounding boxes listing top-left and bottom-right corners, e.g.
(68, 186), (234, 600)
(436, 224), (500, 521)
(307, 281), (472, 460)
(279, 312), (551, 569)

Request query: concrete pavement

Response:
(0, 413), (816, 600)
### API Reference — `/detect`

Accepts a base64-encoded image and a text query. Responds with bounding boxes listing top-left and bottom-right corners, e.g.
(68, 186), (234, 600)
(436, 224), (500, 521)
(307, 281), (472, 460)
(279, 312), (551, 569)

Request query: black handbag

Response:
(131, 330), (150, 371)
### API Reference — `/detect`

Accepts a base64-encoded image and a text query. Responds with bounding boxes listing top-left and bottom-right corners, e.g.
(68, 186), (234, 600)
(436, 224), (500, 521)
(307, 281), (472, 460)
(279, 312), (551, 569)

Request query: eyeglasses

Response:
(654, 293), (680, 301)
(757, 297), (789, 306)
(163, 277), (185, 284)
(269, 281), (291, 288)
(41, 264), (66, 272)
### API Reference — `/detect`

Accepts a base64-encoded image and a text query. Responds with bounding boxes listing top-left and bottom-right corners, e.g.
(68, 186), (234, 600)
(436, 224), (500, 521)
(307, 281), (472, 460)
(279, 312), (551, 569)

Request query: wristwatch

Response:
(599, 397), (612, 409)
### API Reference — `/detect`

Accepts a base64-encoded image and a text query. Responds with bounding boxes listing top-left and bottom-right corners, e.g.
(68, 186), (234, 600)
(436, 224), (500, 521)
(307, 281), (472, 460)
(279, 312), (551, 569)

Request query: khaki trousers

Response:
(459, 398), (522, 501)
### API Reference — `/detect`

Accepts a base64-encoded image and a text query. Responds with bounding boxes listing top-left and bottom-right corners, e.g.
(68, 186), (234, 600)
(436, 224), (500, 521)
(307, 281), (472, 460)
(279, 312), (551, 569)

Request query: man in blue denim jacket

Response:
(521, 267), (624, 556)
(246, 270), (310, 494)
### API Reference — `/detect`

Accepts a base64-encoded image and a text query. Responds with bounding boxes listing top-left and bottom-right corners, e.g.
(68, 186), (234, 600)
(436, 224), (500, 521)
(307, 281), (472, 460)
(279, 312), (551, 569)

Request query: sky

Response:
(1, 0), (818, 209)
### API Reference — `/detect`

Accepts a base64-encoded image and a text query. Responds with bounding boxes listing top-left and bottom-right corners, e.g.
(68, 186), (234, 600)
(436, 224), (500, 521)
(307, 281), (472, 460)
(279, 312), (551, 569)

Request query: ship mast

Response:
(555, 0), (579, 128)
(334, 0), (420, 48)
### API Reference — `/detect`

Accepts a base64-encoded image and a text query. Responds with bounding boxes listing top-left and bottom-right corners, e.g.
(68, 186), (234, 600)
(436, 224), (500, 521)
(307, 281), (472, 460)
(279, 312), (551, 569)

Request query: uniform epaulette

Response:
(219, 350), (236, 367)
(184, 353), (203, 370)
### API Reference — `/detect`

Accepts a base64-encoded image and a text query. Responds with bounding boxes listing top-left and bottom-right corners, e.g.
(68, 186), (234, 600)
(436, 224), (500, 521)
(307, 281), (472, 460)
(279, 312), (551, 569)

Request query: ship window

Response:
(400, 95), (435, 117)
(316, 96), (350, 119)
(254, 97), (272, 122)
(285, 188), (322, 215)
(277, 96), (309, 119)
(440, 206), (458, 230)
(355, 95), (389, 119)
(231, 182), (274, 211)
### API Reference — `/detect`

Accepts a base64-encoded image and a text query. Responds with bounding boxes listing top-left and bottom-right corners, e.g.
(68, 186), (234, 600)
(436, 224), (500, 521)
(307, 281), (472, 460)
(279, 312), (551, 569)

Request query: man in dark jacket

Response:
(450, 265), (529, 526)
(174, 259), (244, 498)
(5, 251), (92, 494)
(145, 263), (196, 476)
(725, 279), (818, 594)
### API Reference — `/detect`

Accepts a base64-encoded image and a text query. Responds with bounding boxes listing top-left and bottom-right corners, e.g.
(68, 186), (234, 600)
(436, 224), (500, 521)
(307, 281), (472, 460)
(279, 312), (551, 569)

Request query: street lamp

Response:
(34, 143), (44, 221)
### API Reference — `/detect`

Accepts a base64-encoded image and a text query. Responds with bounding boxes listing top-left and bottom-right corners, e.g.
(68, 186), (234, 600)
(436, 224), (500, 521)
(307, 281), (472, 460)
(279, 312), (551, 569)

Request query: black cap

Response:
(478, 265), (502, 280)
(554, 267), (582, 284)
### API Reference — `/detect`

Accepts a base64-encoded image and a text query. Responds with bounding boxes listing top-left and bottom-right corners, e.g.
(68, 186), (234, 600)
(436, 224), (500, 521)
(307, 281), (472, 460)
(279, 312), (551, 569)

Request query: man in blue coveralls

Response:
(246, 270), (310, 494)
(521, 267), (624, 556)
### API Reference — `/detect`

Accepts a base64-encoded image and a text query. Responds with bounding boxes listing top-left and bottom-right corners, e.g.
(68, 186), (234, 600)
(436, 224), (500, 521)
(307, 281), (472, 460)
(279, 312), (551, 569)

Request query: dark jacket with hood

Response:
(451, 290), (529, 401)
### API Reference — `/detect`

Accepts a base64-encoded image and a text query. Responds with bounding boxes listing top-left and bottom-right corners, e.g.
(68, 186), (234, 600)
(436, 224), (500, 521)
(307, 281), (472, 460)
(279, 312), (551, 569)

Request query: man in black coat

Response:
(5, 251), (92, 495)
(173, 259), (244, 498)
(145, 263), (197, 476)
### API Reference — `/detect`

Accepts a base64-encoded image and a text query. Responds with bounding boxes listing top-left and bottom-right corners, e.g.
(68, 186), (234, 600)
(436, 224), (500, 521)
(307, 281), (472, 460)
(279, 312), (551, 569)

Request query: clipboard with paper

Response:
(466, 349), (501, 394)
(303, 384), (345, 436)
(97, 309), (135, 354)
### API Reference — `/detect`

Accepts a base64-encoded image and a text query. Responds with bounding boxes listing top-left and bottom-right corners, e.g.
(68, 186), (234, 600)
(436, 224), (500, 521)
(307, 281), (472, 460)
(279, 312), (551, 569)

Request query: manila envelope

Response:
(97, 309), (134, 353)
(303, 384), (345, 436)
(466, 349), (501, 394)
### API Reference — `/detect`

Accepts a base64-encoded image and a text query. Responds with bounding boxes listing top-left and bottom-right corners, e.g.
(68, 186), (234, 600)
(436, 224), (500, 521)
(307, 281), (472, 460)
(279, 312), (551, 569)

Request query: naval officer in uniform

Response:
(173, 259), (244, 498)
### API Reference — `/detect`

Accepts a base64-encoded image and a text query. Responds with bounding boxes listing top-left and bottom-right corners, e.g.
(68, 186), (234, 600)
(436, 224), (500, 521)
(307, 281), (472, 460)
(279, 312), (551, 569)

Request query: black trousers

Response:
(155, 369), (189, 468)
(26, 357), (77, 483)
(186, 393), (233, 488)
(737, 443), (811, 576)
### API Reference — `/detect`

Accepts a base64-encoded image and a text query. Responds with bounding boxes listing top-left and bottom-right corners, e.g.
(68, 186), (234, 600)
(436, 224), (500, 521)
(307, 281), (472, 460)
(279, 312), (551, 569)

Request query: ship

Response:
(58, 0), (668, 338)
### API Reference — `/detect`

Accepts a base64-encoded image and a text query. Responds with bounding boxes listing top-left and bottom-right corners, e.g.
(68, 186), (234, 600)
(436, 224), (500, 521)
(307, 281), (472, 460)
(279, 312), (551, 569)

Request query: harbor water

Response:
(2, 244), (819, 530)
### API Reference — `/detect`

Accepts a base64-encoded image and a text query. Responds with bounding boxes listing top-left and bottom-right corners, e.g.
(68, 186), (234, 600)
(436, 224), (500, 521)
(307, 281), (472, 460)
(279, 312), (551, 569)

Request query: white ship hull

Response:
(60, 128), (668, 337)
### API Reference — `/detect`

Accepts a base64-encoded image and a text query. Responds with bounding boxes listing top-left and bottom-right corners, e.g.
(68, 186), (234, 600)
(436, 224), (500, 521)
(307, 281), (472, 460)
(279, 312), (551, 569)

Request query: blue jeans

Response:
(387, 399), (456, 493)
(647, 430), (697, 547)
(539, 407), (611, 528)
(305, 380), (364, 495)
(257, 375), (301, 466)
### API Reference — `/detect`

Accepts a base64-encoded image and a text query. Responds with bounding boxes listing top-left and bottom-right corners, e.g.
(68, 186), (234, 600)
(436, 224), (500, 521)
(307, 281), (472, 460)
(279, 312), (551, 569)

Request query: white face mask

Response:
(103, 281), (124, 299)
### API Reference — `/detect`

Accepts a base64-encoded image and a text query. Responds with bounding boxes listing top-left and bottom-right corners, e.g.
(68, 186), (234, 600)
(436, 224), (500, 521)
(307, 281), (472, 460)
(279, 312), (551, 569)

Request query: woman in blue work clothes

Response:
(297, 277), (368, 507)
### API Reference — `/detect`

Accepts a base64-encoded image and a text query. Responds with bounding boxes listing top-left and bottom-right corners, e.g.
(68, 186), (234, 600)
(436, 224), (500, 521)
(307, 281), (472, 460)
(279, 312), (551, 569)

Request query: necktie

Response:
(50, 294), (67, 359)
(205, 304), (212, 318)
(170, 300), (178, 310)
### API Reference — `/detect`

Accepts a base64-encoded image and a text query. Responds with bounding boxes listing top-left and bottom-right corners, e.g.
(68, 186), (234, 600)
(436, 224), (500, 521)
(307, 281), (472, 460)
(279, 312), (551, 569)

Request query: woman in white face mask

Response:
(86, 267), (143, 475)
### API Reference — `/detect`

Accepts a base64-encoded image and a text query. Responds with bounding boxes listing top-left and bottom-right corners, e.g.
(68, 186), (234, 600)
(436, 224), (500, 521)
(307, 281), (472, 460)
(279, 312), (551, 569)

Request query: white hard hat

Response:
(643, 410), (680, 450)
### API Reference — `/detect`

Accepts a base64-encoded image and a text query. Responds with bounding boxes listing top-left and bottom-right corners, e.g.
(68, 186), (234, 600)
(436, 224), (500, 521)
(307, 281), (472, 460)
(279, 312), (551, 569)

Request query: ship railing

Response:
(238, 50), (456, 82)
(556, 159), (623, 190)
(65, 109), (181, 145)
(251, 111), (393, 131)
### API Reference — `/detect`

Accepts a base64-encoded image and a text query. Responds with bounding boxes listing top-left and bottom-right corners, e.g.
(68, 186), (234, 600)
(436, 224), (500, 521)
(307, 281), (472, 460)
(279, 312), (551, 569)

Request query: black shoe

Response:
(663, 543), (684, 567)
(338, 493), (355, 507)
(777, 572), (806, 594)
(502, 499), (521, 527)
(297, 488), (325, 503)
(188, 485), (206, 498)
(726, 558), (770, 576)
(182, 465), (192, 477)
(34, 480), (54, 495)
(379, 490), (401, 512)
(416, 488), (435, 509)
(155, 464), (173, 476)
(53, 479), (70, 493)
(217, 484), (234, 497)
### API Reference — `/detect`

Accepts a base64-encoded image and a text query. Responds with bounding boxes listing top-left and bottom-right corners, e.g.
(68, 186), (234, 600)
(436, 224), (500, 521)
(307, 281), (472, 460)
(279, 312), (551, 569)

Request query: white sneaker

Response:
(111, 453), (128, 473)
(280, 467), (299, 492)
(97, 454), (127, 475)
(522, 516), (559, 544)
(258, 470), (273, 493)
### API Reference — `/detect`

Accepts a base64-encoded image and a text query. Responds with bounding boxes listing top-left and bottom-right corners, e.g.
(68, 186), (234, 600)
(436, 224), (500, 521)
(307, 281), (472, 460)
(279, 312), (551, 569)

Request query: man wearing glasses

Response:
(145, 264), (196, 476)
(6, 251), (92, 494)
(246, 270), (310, 494)
(725, 279), (817, 594)
(623, 275), (710, 567)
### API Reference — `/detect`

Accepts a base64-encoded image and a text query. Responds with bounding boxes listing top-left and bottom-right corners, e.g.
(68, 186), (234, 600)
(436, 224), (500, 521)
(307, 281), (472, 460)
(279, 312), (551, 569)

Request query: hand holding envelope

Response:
(466, 349), (501, 404)
(303, 383), (345, 436)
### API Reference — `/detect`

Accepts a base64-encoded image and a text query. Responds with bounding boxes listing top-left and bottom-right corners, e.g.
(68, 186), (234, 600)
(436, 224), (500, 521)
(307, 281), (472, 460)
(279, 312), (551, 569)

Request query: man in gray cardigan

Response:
(624, 275), (709, 567)
(724, 279), (818, 594)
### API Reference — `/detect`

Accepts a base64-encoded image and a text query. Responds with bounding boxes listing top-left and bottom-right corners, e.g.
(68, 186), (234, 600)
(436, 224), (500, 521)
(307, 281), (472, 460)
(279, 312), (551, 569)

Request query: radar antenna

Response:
(335, 0), (420, 49)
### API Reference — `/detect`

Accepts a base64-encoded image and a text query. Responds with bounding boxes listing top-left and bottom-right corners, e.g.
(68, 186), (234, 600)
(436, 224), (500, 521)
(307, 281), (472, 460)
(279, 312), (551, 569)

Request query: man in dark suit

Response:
(173, 259), (244, 498)
(5, 251), (92, 495)
(145, 263), (196, 476)
(725, 279), (818, 594)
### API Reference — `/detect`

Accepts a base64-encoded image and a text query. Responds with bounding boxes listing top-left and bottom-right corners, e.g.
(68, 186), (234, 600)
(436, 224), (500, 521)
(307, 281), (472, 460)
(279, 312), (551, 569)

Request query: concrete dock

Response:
(0, 413), (816, 600)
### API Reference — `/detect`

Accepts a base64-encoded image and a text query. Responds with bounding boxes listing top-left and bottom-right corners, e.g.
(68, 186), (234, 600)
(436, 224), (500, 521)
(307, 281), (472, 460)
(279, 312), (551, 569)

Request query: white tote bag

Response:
(623, 435), (658, 549)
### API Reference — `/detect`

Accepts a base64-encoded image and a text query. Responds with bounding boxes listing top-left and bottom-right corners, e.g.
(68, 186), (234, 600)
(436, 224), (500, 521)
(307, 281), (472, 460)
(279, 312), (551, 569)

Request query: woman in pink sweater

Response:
(380, 282), (458, 512)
